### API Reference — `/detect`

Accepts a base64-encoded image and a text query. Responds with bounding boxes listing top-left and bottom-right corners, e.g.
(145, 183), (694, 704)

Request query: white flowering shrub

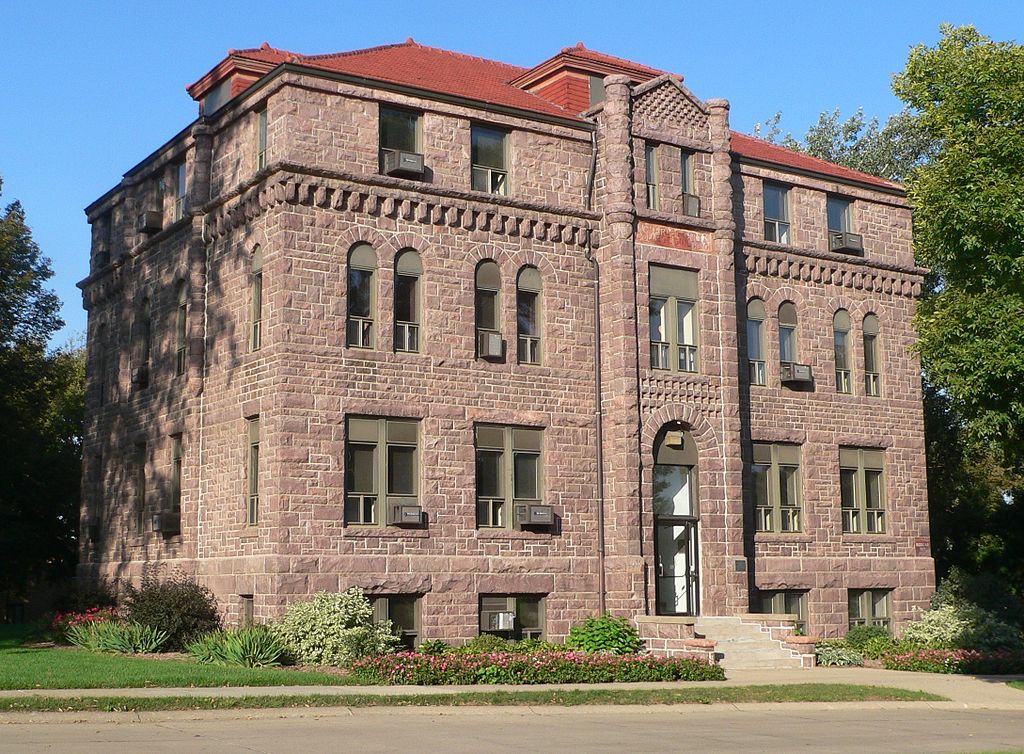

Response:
(273, 588), (399, 666)
(902, 603), (1023, 651)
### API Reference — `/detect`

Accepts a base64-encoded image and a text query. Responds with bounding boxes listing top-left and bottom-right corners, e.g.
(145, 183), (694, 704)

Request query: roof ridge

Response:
(303, 39), (529, 75)
(731, 131), (901, 188)
(300, 41), (414, 62)
(229, 41), (298, 57)
(560, 43), (666, 75)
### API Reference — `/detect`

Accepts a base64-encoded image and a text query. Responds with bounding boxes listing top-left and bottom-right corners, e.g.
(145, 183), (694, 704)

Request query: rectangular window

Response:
(588, 75), (606, 107)
(849, 588), (891, 632)
(373, 595), (421, 650)
(251, 252), (264, 351)
(645, 142), (659, 210)
(172, 161), (186, 222)
(379, 107), (421, 172)
(840, 448), (886, 534)
(681, 151), (699, 217)
(134, 443), (146, 535)
(256, 108), (268, 170)
(345, 417), (419, 526)
(649, 265), (699, 373)
(864, 330), (881, 396)
(827, 196), (853, 233)
(471, 125), (508, 195)
(763, 183), (790, 244)
(480, 595), (545, 640)
(247, 418), (260, 525)
(394, 272), (419, 353)
(170, 435), (182, 513)
(834, 329), (851, 393)
(475, 425), (542, 529)
(752, 443), (802, 533)
(240, 595), (254, 627)
(759, 590), (808, 634)
(175, 288), (187, 376)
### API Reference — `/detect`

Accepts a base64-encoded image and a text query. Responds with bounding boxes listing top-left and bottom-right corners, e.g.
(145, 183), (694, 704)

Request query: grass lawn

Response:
(0, 684), (947, 713)
(0, 626), (358, 690)
(1009, 681), (1024, 691)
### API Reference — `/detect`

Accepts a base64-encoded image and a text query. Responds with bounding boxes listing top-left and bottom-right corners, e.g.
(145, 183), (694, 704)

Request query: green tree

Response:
(0, 177), (84, 603)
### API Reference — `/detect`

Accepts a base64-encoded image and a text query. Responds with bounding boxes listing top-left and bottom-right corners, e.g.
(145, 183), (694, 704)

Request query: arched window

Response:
(863, 314), (881, 396)
(475, 260), (502, 359)
(175, 282), (187, 376)
(95, 324), (108, 407)
(653, 425), (699, 616)
(394, 249), (422, 353)
(347, 243), (377, 348)
(516, 266), (542, 365)
(746, 299), (766, 386)
(833, 309), (851, 394)
(250, 245), (263, 351)
(778, 302), (798, 365)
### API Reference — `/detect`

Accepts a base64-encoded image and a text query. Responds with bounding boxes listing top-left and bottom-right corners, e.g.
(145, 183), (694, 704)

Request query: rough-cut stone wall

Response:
(79, 60), (934, 639)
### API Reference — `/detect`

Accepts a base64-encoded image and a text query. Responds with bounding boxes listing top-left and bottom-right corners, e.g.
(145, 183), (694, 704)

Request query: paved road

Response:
(3, 705), (1024, 753)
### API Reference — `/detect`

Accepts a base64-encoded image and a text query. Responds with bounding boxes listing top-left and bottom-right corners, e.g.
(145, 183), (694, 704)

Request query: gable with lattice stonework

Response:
(633, 81), (709, 140)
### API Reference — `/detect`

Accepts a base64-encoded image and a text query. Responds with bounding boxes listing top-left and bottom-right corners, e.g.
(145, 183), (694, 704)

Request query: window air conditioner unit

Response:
(514, 503), (555, 527)
(664, 430), (686, 449)
(477, 331), (505, 360)
(481, 610), (516, 632)
(780, 362), (813, 385)
(829, 231), (864, 254)
(151, 511), (181, 535)
(136, 210), (163, 235)
(387, 500), (423, 526)
(383, 150), (425, 178)
(130, 365), (149, 388)
(86, 517), (101, 542)
(682, 193), (701, 218)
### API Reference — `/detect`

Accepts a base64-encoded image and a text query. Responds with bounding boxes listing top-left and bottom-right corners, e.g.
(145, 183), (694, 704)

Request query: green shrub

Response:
(566, 614), (643, 655)
(844, 625), (890, 651)
(902, 603), (1022, 651)
(187, 625), (287, 667)
(351, 650), (724, 685)
(122, 569), (220, 651)
(273, 588), (399, 666)
(883, 648), (1024, 674)
(815, 640), (864, 667)
(932, 568), (1024, 627)
(452, 635), (562, 654)
(416, 639), (453, 656)
(67, 620), (168, 654)
(860, 634), (903, 660)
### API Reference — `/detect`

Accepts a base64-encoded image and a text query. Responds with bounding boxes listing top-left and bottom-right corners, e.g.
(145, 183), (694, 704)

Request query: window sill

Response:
(841, 534), (898, 544)
(342, 525), (430, 539)
(754, 532), (814, 544)
(636, 207), (715, 231)
(476, 528), (554, 541)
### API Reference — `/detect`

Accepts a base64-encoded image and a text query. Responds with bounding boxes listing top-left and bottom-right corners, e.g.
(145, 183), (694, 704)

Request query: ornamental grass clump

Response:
(274, 588), (399, 666)
(187, 625), (288, 668)
(51, 607), (120, 644)
(66, 620), (169, 654)
(350, 650), (724, 685)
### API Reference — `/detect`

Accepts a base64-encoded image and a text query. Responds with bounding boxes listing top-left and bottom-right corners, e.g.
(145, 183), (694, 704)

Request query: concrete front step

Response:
(694, 616), (804, 670)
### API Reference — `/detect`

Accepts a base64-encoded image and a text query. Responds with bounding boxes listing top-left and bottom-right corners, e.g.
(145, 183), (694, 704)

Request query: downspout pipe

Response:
(585, 128), (607, 615)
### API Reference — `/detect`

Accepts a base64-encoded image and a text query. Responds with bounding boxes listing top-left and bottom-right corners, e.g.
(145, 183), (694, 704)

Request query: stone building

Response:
(79, 39), (934, 647)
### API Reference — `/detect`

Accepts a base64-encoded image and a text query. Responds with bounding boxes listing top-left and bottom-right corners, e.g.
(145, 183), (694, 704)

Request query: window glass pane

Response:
(248, 443), (259, 497)
(779, 465), (799, 507)
(746, 319), (763, 361)
(348, 444), (376, 493)
(476, 290), (498, 331)
(513, 453), (539, 499)
(784, 592), (804, 616)
(864, 333), (878, 372)
(681, 152), (693, 195)
(677, 300), (696, 346)
(380, 108), (418, 152)
(517, 598), (541, 629)
(779, 326), (796, 362)
(387, 446), (415, 496)
(764, 184), (787, 221)
(752, 463), (770, 508)
(645, 143), (657, 184)
(840, 468), (858, 509)
(849, 591), (863, 620)
(395, 274), (417, 323)
(828, 197), (850, 232)
(649, 298), (667, 341)
(865, 469), (883, 509)
(588, 75), (605, 106)
(348, 269), (372, 318)
(872, 590), (889, 617)
(389, 597), (417, 632)
(653, 464), (693, 517)
(476, 450), (503, 498)
(517, 290), (538, 336)
(834, 330), (849, 371)
(472, 127), (506, 169)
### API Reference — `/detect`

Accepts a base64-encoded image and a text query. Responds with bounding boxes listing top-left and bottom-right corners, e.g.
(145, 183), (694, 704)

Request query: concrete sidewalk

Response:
(2, 667), (1023, 709)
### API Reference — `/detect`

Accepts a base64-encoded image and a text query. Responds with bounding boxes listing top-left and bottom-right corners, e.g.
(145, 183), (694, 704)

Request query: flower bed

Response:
(883, 648), (1024, 674)
(51, 608), (120, 643)
(351, 650), (724, 685)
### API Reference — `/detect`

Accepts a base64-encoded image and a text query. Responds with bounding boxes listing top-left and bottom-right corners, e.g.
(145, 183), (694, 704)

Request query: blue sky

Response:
(1, 1), (1020, 347)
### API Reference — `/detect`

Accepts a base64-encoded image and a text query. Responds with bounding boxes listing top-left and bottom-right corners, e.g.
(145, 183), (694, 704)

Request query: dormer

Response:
(511, 42), (668, 114)
(185, 42), (295, 116)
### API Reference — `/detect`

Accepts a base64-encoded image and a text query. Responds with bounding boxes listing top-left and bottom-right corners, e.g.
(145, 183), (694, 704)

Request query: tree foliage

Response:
(0, 177), (84, 600)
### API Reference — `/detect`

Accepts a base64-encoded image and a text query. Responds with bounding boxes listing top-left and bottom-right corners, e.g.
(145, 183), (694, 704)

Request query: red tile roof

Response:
(730, 132), (901, 190)
(193, 40), (902, 192)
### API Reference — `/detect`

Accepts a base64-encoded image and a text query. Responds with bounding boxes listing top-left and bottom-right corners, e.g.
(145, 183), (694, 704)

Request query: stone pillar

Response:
(707, 99), (748, 615)
(596, 75), (646, 615)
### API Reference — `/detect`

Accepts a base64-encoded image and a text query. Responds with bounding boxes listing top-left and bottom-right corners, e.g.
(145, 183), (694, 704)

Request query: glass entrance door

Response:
(653, 462), (700, 616)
